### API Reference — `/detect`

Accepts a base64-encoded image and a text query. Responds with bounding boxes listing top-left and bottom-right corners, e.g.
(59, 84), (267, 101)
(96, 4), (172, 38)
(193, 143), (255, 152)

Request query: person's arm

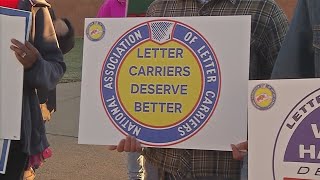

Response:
(272, 0), (314, 79)
(257, 3), (289, 80)
(24, 7), (66, 91)
(229, 4), (289, 161)
(231, 141), (248, 160)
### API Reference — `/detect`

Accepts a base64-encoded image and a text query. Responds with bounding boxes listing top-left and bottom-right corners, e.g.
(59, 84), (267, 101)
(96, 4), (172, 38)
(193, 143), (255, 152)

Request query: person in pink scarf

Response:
(97, 0), (126, 18)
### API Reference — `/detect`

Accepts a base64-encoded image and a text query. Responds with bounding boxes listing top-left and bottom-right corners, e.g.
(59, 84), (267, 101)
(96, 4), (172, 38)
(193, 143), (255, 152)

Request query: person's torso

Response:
(306, 0), (320, 76)
(143, 147), (240, 178)
(147, 0), (287, 80)
(143, 0), (287, 178)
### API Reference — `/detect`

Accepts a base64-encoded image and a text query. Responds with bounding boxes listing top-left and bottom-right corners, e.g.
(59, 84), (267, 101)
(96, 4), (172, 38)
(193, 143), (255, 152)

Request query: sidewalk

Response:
(36, 82), (127, 180)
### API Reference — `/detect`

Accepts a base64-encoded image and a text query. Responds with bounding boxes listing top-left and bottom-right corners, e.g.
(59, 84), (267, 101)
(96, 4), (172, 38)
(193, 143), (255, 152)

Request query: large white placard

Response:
(249, 79), (320, 180)
(0, 14), (25, 140)
(79, 16), (251, 150)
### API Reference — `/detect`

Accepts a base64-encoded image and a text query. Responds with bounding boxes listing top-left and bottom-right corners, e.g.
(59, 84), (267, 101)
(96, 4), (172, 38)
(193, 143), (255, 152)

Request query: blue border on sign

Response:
(100, 20), (221, 146)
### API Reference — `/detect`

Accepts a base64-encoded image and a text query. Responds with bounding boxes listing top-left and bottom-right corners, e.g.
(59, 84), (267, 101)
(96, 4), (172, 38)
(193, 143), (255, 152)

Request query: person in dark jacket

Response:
(19, 0), (75, 179)
(22, 1), (75, 122)
(0, 0), (66, 179)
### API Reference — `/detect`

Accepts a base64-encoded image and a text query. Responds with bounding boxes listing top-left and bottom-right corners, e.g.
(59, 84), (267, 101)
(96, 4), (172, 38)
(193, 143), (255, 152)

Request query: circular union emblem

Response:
(100, 20), (221, 146)
(251, 83), (276, 110)
(273, 88), (320, 180)
(86, 21), (105, 41)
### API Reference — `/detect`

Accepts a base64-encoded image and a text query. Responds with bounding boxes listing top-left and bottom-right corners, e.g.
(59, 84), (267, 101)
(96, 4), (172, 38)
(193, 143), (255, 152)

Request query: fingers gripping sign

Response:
(107, 136), (142, 153)
(10, 39), (40, 69)
(231, 141), (248, 160)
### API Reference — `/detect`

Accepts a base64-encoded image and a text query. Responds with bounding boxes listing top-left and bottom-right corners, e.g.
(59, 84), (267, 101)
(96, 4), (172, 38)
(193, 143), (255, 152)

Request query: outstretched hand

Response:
(108, 136), (142, 152)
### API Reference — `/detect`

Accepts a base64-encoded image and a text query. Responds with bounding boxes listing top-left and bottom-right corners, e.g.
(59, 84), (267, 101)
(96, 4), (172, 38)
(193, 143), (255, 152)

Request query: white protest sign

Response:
(79, 16), (250, 150)
(0, 14), (25, 140)
(249, 79), (320, 180)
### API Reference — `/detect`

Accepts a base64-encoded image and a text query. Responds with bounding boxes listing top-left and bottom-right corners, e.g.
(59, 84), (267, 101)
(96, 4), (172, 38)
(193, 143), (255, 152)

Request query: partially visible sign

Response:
(249, 79), (320, 180)
(0, 7), (31, 174)
(0, 7), (30, 140)
(0, 140), (10, 174)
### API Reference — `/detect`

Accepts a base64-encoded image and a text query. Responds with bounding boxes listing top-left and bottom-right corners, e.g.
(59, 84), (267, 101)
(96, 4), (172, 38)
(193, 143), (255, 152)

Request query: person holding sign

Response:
(109, 0), (289, 179)
(231, 141), (248, 180)
(18, 1), (75, 179)
(0, 0), (66, 179)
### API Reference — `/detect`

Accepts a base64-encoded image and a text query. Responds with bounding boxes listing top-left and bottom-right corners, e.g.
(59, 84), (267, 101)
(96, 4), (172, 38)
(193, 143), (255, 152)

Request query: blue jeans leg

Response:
(127, 152), (143, 180)
(140, 155), (159, 180)
(241, 154), (248, 180)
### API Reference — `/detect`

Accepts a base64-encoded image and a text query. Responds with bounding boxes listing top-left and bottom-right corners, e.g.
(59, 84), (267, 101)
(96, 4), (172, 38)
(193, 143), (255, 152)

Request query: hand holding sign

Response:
(231, 141), (248, 160)
(108, 136), (142, 152)
(10, 39), (40, 69)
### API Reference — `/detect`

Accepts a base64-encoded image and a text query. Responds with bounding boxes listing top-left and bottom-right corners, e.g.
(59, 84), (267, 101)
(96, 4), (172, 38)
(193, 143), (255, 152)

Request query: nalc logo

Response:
(86, 21), (105, 41)
(100, 20), (221, 146)
(251, 83), (276, 110)
(273, 88), (320, 180)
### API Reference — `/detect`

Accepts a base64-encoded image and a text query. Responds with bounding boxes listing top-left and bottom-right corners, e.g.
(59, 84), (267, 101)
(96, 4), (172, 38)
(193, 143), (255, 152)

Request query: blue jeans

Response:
(241, 155), (248, 180)
(272, 0), (320, 79)
(127, 152), (159, 180)
(127, 152), (142, 180)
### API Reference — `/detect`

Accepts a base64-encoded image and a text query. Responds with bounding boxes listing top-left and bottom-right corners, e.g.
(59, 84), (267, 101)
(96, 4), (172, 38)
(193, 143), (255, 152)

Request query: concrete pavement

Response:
(36, 82), (127, 180)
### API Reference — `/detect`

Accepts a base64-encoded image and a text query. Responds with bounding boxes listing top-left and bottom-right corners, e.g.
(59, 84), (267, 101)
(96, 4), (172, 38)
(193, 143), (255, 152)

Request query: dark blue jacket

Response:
(18, 0), (66, 155)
